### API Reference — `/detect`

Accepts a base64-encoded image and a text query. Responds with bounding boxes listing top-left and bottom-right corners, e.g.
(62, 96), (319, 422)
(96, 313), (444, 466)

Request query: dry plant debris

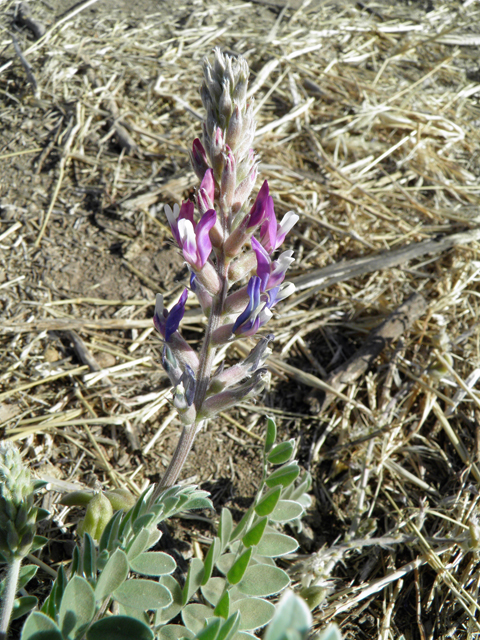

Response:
(2, 0), (480, 637)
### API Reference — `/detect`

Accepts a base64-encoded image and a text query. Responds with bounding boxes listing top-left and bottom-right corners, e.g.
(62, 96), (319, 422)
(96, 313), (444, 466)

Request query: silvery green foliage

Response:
(0, 442), (48, 563)
(20, 420), (314, 640)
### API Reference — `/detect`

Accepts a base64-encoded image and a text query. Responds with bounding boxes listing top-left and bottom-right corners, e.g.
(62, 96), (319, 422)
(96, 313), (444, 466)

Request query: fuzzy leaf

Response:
(183, 557), (205, 604)
(114, 579), (172, 610)
(127, 528), (151, 560)
(87, 615), (154, 640)
(219, 508), (233, 550)
(265, 464), (299, 489)
(216, 553), (236, 577)
(83, 533), (97, 581)
(182, 603), (214, 634)
(11, 596), (37, 621)
(266, 441), (295, 466)
(201, 577), (226, 607)
(159, 625), (194, 640)
(316, 625), (342, 640)
(263, 590), (312, 640)
(21, 612), (63, 640)
(59, 575), (96, 639)
(254, 487), (281, 517)
(95, 548), (129, 602)
(237, 565), (290, 597)
(242, 518), (267, 548)
(217, 611), (241, 640)
(155, 575), (183, 625)
(230, 598), (275, 631)
(202, 537), (221, 584)
(227, 548), (253, 585)
(269, 500), (304, 523)
(17, 564), (38, 591)
(256, 532), (298, 557)
(195, 618), (222, 640)
(264, 417), (277, 453)
(214, 590), (230, 619)
(130, 551), (176, 576)
(99, 510), (123, 553)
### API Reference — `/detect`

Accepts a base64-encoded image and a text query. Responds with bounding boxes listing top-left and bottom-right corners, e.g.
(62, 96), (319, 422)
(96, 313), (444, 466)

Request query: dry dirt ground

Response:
(2, 0), (480, 638)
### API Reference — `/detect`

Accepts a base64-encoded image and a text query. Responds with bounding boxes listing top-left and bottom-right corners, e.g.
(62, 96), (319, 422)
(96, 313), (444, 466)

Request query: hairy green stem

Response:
(0, 556), (22, 640)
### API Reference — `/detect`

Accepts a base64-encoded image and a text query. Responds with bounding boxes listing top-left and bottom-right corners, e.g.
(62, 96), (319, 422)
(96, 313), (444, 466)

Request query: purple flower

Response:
(177, 209), (217, 270)
(191, 138), (209, 179)
(197, 169), (215, 214)
(165, 201), (195, 246)
(154, 289), (188, 342)
(233, 276), (272, 337)
(246, 181), (271, 229)
(260, 206), (299, 253)
(251, 236), (294, 292)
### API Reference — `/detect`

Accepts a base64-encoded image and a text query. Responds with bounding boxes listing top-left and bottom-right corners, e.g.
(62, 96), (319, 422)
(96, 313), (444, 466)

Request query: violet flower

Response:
(151, 48), (299, 492)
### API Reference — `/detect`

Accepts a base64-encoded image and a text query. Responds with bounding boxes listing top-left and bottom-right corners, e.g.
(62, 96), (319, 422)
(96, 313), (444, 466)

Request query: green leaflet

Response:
(59, 576), (96, 639)
(130, 551), (176, 576)
(11, 596), (38, 621)
(264, 417), (277, 453)
(21, 612), (63, 640)
(242, 518), (267, 548)
(155, 575), (183, 625)
(95, 548), (129, 602)
(201, 577), (227, 607)
(182, 603), (214, 634)
(227, 548), (253, 585)
(265, 464), (300, 489)
(159, 625), (194, 640)
(263, 590), (312, 640)
(114, 579), (172, 610)
(183, 557), (205, 605)
(237, 565), (290, 597)
(254, 487), (282, 517)
(266, 440), (295, 466)
(219, 509), (233, 550)
(269, 500), (304, 523)
(86, 615), (154, 640)
(202, 537), (221, 584)
(213, 590), (230, 619)
(256, 532), (298, 557)
(230, 598), (275, 632)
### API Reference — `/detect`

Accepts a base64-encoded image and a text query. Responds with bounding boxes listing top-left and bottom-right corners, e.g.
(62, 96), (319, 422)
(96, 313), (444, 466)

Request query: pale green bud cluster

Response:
(0, 442), (37, 562)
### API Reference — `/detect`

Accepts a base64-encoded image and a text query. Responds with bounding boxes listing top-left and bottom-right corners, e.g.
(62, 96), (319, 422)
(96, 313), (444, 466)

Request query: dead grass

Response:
(2, 0), (480, 637)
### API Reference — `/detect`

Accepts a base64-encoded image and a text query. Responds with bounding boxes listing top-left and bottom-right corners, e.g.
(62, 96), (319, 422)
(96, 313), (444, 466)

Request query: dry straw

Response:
(2, 0), (480, 636)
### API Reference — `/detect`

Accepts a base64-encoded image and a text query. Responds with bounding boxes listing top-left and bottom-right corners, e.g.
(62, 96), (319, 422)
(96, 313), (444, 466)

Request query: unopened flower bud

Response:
(226, 104), (243, 150)
(221, 152), (236, 210)
(191, 139), (209, 181)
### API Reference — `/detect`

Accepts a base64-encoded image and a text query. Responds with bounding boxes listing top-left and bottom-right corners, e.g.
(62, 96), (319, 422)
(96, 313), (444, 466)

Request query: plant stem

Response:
(154, 227), (229, 497)
(0, 556), (22, 640)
